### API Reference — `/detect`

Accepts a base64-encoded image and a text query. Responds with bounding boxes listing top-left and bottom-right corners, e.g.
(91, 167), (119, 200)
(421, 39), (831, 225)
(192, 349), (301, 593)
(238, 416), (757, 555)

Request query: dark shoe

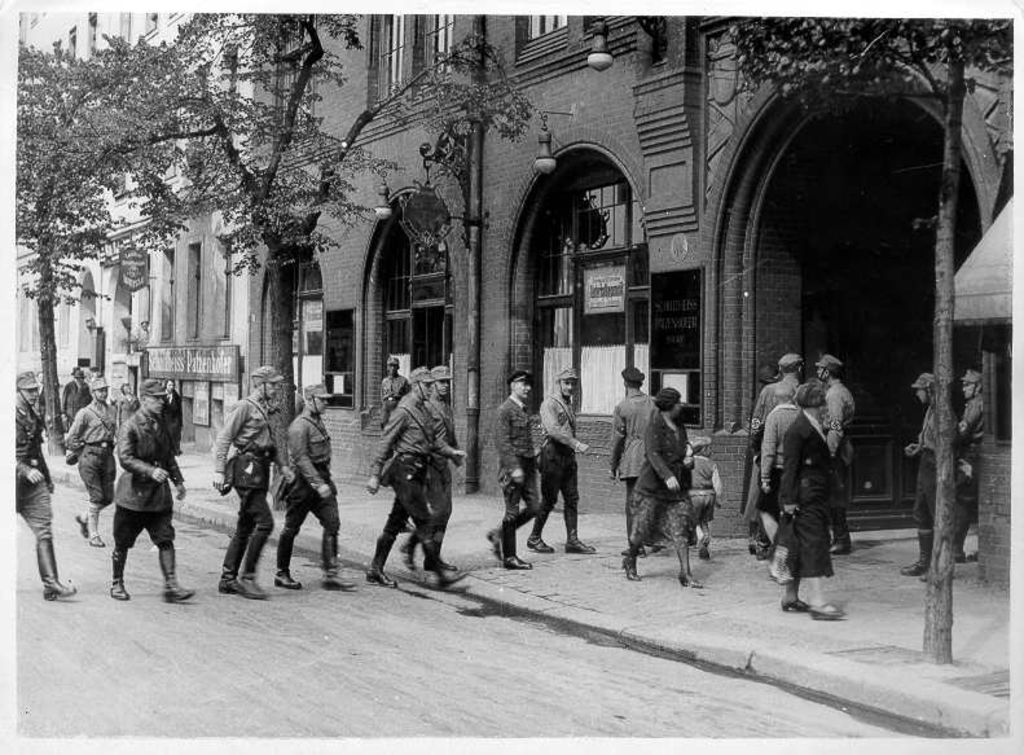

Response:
(829, 540), (852, 555)
(900, 561), (928, 577)
(622, 555), (640, 581)
(486, 529), (502, 561)
(38, 539), (77, 601)
(565, 538), (596, 554)
(218, 578), (240, 594)
(89, 536), (106, 548)
(527, 537), (554, 554)
(235, 576), (268, 600)
(427, 558), (458, 572)
(698, 545), (711, 561)
(433, 570), (467, 590)
(322, 574), (357, 591)
(781, 599), (810, 613)
(503, 556), (533, 570)
(678, 573), (703, 589)
(163, 585), (196, 603)
(274, 571), (303, 590)
(365, 568), (398, 587)
(809, 603), (846, 621)
(109, 580), (131, 601)
(75, 515), (89, 540)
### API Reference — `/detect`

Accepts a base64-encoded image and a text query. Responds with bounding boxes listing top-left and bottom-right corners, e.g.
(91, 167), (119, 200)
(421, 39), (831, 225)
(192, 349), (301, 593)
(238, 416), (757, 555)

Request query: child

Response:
(688, 436), (724, 560)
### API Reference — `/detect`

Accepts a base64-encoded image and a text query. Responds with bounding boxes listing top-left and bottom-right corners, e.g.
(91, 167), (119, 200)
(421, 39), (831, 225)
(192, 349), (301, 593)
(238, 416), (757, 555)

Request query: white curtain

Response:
(634, 344), (650, 384)
(542, 347), (573, 397)
(580, 345), (625, 415)
(394, 353), (411, 379)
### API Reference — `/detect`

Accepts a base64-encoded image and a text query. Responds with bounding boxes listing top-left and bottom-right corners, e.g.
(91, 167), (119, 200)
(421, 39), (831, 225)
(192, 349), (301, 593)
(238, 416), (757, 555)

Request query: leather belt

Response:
(87, 441), (113, 449)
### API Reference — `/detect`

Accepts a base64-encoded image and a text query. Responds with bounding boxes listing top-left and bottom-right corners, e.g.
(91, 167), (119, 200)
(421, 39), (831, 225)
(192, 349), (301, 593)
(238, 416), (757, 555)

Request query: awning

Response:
(955, 198), (1013, 324)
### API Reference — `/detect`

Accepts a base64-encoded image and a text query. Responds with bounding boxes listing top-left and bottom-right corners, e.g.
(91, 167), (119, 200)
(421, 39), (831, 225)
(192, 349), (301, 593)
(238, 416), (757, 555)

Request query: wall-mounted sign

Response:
(146, 345), (240, 382)
(192, 381), (210, 427)
(583, 265), (626, 314)
(119, 248), (150, 293)
(651, 269), (702, 369)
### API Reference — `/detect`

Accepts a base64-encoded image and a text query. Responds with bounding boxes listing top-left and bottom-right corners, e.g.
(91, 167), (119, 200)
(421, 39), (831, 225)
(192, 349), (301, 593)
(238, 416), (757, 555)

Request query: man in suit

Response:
(62, 366), (92, 432)
(609, 366), (656, 557)
(164, 379), (183, 456)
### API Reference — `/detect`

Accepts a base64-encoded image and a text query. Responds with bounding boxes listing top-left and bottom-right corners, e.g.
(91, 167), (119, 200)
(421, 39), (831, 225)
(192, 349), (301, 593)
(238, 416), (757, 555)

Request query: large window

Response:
(186, 242), (202, 340)
(160, 249), (175, 341)
(212, 246), (232, 338)
(292, 261), (323, 390)
(379, 15), (406, 96)
(534, 178), (648, 415)
(427, 15), (454, 66)
(325, 309), (355, 407)
(529, 16), (567, 38)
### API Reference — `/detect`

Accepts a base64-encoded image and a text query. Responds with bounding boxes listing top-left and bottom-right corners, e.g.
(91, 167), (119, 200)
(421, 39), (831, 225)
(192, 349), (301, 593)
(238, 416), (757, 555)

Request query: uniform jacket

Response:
(213, 393), (285, 474)
(62, 380), (91, 427)
(823, 379), (856, 458)
(381, 375), (410, 405)
(540, 392), (584, 452)
(916, 402), (937, 452)
(495, 396), (535, 473)
(635, 411), (691, 501)
(66, 399), (118, 450)
(610, 390), (656, 479)
(957, 395), (984, 460)
(427, 394), (458, 471)
(16, 394), (51, 488)
(749, 374), (800, 453)
(115, 408), (183, 512)
(117, 395), (140, 428)
(779, 410), (832, 509)
(760, 403), (800, 481)
(287, 408), (333, 492)
(370, 392), (459, 478)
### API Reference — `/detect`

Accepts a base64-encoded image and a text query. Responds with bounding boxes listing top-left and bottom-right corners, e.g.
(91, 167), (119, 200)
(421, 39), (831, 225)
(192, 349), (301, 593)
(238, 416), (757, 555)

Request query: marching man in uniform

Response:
(66, 375), (118, 547)
(816, 354), (856, 555)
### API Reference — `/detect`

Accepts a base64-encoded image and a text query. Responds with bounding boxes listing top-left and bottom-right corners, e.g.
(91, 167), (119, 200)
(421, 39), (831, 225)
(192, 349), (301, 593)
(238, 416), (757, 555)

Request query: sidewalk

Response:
(47, 447), (1011, 737)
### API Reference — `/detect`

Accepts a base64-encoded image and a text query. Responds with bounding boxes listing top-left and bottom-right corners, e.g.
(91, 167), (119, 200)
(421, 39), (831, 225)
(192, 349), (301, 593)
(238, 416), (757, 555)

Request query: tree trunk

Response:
(922, 53), (965, 665)
(264, 243), (297, 510)
(36, 259), (66, 455)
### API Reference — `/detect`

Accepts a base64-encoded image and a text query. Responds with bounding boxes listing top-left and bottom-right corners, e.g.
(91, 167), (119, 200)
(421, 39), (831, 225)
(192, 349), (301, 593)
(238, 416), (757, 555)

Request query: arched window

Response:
(533, 175), (648, 414)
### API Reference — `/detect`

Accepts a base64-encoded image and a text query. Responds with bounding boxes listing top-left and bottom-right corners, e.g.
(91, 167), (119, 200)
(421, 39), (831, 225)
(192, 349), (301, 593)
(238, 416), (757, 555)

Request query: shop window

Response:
(186, 242), (202, 339)
(325, 309), (355, 407)
(160, 248), (175, 341)
(534, 178), (648, 415)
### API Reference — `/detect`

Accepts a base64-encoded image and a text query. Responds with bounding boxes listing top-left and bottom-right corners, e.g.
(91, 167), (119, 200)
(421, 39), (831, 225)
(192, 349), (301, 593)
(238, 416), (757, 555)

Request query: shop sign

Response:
(146, 345), (240, 382)
(583, 265), (626, 314)
(651, 270), (701, 368)
(192, 381), (210, 427)
(119, 247), (149, 293)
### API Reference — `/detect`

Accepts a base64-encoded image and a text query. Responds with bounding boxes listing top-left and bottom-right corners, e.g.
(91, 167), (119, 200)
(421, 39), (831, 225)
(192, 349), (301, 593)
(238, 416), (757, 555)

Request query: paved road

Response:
(17, 493), (906, 738)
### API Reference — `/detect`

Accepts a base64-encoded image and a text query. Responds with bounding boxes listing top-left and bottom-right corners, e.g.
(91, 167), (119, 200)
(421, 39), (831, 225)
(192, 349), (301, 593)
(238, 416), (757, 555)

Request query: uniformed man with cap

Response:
(66, 374), (118, 547)
(400, 364), (462, 572)
(743, 353), (803, 557)
(109, 377), (193, 602)
(609, 365), (657, 557)
(380, 355), (410, 429)
(953, 368), (984, 562)
(486, 369), (541, 569)
(62, 366), (92, 432)
(17, 371), (77, 601)
(529, 366), (596, 554)
(365, 366), (466, 589)
(274, 384), (356, 591)
(816, 354), (856, 555)
(901, 372), (937, 577)
(212, 365), (296, 600)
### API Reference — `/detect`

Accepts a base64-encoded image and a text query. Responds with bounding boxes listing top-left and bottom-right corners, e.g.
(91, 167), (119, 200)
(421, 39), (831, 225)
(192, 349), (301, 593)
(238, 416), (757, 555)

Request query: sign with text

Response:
(192, 381), (210, 427)
(119, 247), (149, 293)
(651, 269), (702, 369)
(146, 345), (240, 382)
(583, 265), (626, 314)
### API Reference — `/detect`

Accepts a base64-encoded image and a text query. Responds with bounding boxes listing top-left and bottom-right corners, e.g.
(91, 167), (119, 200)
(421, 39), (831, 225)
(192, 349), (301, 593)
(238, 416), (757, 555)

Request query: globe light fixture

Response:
(587, 20), (613, 72)
(374, 181), (393, 220)
(534, 123), (557, 175)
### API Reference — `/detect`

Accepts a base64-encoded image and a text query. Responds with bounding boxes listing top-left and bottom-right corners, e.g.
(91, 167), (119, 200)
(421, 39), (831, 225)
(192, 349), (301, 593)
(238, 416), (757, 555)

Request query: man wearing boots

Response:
(816, 354), (856, 555)
(17, 371), (77, 602)
(365, 367), (465, 589)
(953, 369), (984, 563)
(66, 375), (118, 548)
(274, 384), (355, 591)
(901, 373), (937, 578)
(530, 367), (596, 555)
(212, 366), (295, 600)
(109, 378), (192, 603)
(487, 370), (540, 570)
(609, 366), (657, 559)
(380, 355), (410, 429)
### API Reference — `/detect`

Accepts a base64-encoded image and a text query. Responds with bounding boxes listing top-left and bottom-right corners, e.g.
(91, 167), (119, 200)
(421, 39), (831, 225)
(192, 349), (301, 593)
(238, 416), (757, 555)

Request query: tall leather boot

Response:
(236, 528), (270, 600)
(622, 550), (641, 581)
(158, 545), (195, 603)
(564, 507), (596, 554)
(366, 533), (398, 587)
(110, 548), (130, 600)
(426, 527), (457, 572)
(421, 536), (465, 589)
(900, 529), (933, 576)
(399, 530), (419, 571)
(274, 528), (302, 590)
(321, 532), (355, 590)
(37, 539), (77, 601)
(502, 519), (531, 570)
(219, 535), (246, 594)
(527, 509), (554, 553)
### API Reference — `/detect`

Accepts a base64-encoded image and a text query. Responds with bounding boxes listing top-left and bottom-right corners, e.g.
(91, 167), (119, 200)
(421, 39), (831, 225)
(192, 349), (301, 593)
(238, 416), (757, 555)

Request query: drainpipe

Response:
(463, 15), (485, 493)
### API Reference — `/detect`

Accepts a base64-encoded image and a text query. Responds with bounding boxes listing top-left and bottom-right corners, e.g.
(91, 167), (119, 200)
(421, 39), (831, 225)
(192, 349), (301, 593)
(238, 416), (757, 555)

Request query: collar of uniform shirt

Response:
(510, 394), (526, 409)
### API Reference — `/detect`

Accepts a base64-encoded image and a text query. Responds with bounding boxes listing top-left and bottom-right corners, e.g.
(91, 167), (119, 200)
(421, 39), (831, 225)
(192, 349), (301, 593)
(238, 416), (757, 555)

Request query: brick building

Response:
(243, 16), (1012, 561)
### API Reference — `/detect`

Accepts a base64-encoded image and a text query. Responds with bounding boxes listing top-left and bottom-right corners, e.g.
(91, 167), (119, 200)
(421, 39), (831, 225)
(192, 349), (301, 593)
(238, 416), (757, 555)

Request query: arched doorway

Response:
(511, 150), (648, 414)
(743, 99), (982, 526)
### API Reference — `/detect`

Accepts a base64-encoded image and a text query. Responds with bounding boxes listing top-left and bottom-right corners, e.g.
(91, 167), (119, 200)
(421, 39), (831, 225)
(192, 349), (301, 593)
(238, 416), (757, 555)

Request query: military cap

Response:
(910, 373), (935, 390)
(386, 355), (401, 367)
(140, 378), (166, 398)
(690, 436), (712, 454)
(303, 383), (330, 400)
(17, 371), (40, 390)
(814, 354), (844, 372)
(654, 387), (682, 411)
(621, 366), (645, 384)
(90, 376), (109, 391)
(509, 369), (533, 385)
(409, 366), (434, 384)
(71, 366), (85, 378)
(251, 365), (284, 385)
(795, 381), (826, 408)
(778, 353), (804, 370)
(430, 365), (452, 381)
(961, 369), (982, 385)
(556, 367), (579, 382)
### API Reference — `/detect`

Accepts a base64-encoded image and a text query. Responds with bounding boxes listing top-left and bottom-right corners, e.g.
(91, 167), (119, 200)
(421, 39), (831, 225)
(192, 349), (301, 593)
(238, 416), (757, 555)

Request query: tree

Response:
(109, 13), (532, 426)
(16, 42), (188, 453)
(731, 17), (1011, 663)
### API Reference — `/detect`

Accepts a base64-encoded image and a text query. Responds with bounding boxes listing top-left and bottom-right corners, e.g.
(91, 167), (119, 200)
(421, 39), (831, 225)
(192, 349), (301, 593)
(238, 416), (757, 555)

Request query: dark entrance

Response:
(759, 100), (981, 528)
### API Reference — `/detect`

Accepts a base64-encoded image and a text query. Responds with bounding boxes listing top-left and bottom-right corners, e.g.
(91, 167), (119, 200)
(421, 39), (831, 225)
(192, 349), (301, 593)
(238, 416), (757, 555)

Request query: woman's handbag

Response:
(768, 512), (799, 584)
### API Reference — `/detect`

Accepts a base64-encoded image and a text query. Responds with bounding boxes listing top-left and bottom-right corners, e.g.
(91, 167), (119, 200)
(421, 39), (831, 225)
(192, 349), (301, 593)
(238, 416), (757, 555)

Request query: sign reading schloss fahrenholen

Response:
(146, 345), (240, 382)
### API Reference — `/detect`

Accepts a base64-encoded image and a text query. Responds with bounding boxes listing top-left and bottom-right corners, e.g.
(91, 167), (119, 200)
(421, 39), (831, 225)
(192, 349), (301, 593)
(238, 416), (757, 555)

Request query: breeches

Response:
(539, 446), (578, 515)
(78, 446), (116, 506)
(283, 489), (340, 537)
(17, 481), (53, 541)
(113, 506), (174, 550)
(500, 463), (540, 523)
(912, 451), (938, 530)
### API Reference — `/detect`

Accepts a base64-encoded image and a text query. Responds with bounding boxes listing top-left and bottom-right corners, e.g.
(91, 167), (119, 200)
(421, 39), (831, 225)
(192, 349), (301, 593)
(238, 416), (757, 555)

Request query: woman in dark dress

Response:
(621, 387), (701, 588)
(164, 379), (183, 456)
(779, 380), (845, 620)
